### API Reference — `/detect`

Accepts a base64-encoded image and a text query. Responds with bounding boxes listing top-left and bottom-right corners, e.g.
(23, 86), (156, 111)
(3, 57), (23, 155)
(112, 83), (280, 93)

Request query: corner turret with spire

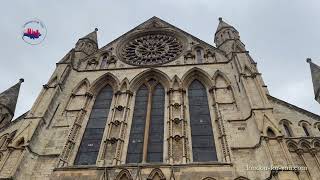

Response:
(74, 28), (99, 60)
(0, 79), (24, 128)
(214, 17), (246, 56)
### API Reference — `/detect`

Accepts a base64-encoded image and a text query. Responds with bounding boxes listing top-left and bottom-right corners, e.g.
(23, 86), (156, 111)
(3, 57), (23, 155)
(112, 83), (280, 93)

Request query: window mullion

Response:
(142, 89), (153, 163)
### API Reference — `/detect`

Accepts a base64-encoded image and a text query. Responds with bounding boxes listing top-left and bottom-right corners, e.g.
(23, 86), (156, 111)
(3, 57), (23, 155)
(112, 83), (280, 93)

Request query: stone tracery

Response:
(119, 32), (184, 66)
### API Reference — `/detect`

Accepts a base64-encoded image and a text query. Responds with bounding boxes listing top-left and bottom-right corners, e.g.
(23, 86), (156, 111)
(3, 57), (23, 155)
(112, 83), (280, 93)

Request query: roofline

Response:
(267, 94), (320, 120)
(99, 16), (224, 54)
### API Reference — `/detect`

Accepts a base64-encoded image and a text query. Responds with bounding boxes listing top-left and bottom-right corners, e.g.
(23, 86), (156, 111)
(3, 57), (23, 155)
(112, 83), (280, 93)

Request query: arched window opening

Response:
(196, 48), (203, 63)
(74, 85), (113, 165)
(302, 124), (310, 136)
(283, 123), (292, 137)
(127, 80), (165, 163)
(188, 80), (217, 162)
(317, 125), (320, 133)
(100, 54), (108, 69)
(267, 128), (276, 137)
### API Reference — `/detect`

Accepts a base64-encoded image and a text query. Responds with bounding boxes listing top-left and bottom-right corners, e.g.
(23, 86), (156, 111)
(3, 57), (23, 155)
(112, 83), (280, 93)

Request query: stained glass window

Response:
(127, 82), (165, 163)
(74, 85), (113, 165)
(147, 84), (164, 162)
(126, 85), (148, 163)
(188, 80), (217, 162)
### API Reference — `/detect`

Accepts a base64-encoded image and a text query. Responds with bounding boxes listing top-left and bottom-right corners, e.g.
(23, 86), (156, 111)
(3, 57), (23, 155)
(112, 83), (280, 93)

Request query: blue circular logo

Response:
(22, 19), (47, 45)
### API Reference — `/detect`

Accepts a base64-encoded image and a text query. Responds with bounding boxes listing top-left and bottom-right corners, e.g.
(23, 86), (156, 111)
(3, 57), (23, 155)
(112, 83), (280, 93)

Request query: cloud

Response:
(1, 0), (319, 118)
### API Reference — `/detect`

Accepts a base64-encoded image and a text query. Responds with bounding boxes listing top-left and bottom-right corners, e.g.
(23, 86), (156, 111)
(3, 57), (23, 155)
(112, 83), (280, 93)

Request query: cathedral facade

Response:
(0, 17), (320, 180)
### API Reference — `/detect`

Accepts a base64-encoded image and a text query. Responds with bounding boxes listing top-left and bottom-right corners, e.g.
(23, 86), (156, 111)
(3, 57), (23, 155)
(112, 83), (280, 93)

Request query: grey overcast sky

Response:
(1, 0), (319, 118)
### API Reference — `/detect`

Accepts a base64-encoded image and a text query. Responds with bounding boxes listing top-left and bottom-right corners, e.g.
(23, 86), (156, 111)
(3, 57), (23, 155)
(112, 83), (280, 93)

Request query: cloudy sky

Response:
(1, 0), (320, 118)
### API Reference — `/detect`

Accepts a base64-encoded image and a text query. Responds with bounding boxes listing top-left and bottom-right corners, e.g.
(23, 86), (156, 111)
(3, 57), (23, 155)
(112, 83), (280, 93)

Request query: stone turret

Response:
(0, 78), (24, 128)
(214, 17), (245, 55)
(74, 28), (99, 61)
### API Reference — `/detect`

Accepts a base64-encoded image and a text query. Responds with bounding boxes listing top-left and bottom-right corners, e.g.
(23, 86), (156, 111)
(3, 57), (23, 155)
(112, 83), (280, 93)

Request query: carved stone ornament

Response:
(118, 31), (185, 66)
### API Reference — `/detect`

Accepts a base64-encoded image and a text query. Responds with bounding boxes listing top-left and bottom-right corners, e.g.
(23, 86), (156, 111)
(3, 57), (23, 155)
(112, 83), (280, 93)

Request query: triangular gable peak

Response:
(76, 16), (228, 71)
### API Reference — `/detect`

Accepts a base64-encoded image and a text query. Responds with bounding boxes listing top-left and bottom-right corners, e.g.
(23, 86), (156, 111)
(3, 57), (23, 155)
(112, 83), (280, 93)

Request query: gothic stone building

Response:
(0, 17), (320, 180)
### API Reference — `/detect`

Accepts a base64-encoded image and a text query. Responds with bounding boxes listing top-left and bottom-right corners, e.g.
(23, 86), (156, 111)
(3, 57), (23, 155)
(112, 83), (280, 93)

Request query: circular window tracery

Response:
(118, 32), (184, 66)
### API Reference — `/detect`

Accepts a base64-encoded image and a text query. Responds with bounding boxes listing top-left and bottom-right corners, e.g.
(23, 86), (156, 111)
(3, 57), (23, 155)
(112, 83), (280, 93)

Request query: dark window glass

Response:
(303, 125), (310, 136)
(74, 85), (113, 165)
(196, 49), (203, 63)
(188, 80), (217, 162)
(267, 128), (276, 137)
(147, 84), (164, 162)
(126, 85), (148, 163)
(283, 123), (292, 137)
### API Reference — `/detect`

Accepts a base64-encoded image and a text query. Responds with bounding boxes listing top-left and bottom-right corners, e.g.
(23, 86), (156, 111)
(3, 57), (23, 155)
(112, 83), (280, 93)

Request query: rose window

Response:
(119, 32), (184, 66)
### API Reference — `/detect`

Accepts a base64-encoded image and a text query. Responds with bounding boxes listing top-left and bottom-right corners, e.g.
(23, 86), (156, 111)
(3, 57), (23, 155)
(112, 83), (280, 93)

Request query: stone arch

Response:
(0, 134), (8, 149)
(15, 137), (25, 148)
(262, 115), (280, 136)
(88, 72), (120, 96)
(311, 139), (320, 149)
(279, 119), (294, 137)
(147, 168), (166, 180)
(212, 70), (236, 104)
(234, 176), (250, 180)
(279, 119), (293, 125)
(300, 140), (311, 152)
(66, 78), (90, 111)
(72, 78), (90, 95)
(287, 141), (298, 152)
(129, 68), (171, 92)
(314, 122), (320, 134)
(202, 177), (217, 180)
(171, 75), (182, 89)
(181, 67), (213, 88)
(120, 78), (130, 92)
(212, 70), (232, 87)
(60, 65), (71, 86)
(266, 127), (276, 137)
(115, 169), (133, 180)
(299, 120), (312, 136)
(298, 120), (311, 126)
(191, 44), (206, 51)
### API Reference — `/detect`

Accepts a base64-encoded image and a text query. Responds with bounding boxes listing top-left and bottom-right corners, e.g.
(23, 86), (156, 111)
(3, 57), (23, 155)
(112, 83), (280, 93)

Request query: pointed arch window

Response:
(188, 80), (217, 162)
(74, 85), (113, 165)
(127, 79), (165, 163)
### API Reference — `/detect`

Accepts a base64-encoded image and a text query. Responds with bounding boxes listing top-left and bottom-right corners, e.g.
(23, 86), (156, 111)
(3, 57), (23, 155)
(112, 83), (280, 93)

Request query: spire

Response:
(74, 28), (99, 59)
(79, 28), (98, 45)
(214, 17), (243, 53)
(215, 17), (234, 34)
(0, 78), (24, 116)
(307, 58), (320, 101)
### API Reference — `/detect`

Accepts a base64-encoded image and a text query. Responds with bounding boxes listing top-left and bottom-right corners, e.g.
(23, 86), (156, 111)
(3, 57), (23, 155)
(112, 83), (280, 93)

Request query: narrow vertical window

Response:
(147, 84), (164, 162)
(196, 49), (203, 63)
(302, 124), (310, 136)
(126, 85), (148, 163)
(283, 123), (292, 137)
(127, 80), (165, 163)
(74, 85), (113, 165)
(188, 80), (217, 162)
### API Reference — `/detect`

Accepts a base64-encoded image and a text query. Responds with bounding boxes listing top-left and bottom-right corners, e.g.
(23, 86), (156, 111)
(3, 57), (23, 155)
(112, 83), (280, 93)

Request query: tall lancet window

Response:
(126, 79), (165, 163)
(188, 80), (217, 162)
(74, 85), (113, 165)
